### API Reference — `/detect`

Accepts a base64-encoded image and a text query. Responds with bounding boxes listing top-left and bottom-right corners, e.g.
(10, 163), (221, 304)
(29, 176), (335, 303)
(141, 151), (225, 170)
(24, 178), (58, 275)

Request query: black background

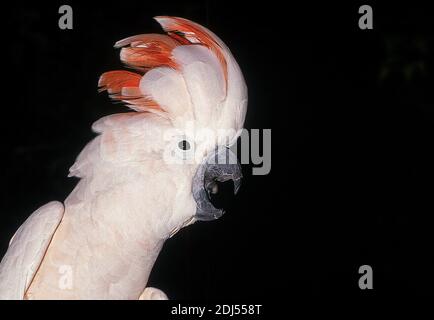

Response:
(0, 0), (433, 304)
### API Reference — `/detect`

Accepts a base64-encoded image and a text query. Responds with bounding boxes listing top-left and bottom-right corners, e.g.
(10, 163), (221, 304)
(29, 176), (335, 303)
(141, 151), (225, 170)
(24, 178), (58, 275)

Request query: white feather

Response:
(0, 201), (64, 299)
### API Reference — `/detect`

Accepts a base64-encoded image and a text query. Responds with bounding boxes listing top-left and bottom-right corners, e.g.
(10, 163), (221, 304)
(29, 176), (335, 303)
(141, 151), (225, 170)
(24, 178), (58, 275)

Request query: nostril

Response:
(206, 180), (235, 209)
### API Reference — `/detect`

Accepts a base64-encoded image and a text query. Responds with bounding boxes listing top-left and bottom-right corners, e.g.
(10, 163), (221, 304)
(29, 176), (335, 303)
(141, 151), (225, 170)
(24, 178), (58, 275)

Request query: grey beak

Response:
(192, 147), (242, 221)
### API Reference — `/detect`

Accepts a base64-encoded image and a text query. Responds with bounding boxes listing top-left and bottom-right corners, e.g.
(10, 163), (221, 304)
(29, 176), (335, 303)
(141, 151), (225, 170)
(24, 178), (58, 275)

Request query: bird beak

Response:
(192, 147), (242, 221)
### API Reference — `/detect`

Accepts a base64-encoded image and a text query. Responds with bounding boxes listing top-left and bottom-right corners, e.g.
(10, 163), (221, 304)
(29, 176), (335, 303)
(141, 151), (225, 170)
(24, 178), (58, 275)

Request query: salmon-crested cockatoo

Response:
(0, 16), (247, 300)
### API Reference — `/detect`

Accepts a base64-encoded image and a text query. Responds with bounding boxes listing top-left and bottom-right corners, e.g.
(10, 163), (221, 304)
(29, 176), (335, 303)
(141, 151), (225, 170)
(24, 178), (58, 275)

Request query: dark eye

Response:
(178, 140), (191, 151)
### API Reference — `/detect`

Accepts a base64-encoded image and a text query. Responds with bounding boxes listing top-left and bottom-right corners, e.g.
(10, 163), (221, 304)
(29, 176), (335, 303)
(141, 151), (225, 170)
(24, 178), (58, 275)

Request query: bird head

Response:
(71, 17), (247, 237)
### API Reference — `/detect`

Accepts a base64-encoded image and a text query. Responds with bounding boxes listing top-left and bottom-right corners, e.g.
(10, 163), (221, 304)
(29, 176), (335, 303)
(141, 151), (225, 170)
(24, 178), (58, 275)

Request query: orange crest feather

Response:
(98, 16), (228, 112)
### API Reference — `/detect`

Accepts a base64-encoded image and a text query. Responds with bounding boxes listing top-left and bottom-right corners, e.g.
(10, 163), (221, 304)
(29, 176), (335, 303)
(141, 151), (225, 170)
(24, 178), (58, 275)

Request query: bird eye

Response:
(178, 140), (191, 151)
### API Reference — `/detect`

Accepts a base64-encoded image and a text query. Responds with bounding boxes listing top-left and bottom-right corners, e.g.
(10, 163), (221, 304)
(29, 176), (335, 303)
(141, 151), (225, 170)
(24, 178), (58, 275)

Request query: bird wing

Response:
(0, 201), (64, 299)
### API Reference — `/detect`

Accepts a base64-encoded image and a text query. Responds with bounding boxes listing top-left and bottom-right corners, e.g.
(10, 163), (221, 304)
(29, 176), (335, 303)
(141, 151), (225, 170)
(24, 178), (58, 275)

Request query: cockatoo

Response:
(0, 16), (247, 299)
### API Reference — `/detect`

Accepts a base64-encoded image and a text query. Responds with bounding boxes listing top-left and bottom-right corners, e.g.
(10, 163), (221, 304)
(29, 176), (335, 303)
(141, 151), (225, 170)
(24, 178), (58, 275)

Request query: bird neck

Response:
(26, 178), (171, 299)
